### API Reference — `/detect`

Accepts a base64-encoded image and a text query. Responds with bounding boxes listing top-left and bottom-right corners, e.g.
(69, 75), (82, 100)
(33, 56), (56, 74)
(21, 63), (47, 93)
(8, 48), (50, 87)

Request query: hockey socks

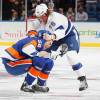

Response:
(25, 66), (40, 85)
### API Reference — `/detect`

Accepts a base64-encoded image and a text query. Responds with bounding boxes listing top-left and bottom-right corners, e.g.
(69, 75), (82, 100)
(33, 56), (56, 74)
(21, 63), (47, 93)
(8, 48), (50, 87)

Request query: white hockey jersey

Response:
(29, 12), (74, 40)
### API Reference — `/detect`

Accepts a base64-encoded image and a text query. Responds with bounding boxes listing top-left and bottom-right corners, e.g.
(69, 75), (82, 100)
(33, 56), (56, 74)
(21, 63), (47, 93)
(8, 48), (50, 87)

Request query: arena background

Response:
(0, 0), (100, 47)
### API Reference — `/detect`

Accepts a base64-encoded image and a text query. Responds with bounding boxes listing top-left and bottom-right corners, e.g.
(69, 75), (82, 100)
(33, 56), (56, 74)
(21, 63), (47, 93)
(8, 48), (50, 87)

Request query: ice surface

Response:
(0, 46), (100, 100)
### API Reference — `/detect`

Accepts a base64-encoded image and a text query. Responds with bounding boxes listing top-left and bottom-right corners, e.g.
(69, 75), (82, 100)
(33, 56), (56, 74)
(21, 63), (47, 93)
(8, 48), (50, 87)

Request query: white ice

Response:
(0, 46), (100, 100)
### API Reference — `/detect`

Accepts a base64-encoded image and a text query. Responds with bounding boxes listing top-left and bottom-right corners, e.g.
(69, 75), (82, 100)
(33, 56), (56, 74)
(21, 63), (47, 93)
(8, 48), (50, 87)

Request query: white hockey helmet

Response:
(35, 3), (48, 17)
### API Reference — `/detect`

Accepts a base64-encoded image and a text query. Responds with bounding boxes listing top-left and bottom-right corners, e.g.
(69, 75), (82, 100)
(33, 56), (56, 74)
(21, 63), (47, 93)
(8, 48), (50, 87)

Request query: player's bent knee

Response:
(45, 59), (54, 70)
(42, 59), (54, 74)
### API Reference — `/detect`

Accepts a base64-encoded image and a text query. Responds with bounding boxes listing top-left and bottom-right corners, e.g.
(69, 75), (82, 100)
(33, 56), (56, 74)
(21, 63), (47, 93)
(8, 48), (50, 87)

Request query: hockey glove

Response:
(59, 44), (68, 57)
(50, 48), (62, 60)
(50, 44), (68, 60)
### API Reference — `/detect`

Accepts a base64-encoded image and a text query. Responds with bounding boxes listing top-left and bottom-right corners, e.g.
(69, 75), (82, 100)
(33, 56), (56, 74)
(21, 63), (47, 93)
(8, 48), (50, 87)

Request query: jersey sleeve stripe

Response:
(7, 59), (32, 67)
(5, 47), (25, 59)
(31, 40), (37, 47)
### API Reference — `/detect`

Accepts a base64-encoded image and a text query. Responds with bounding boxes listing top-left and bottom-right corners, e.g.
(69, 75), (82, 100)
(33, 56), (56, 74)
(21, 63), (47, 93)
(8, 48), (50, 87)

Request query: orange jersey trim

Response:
(31, 40), (37, 47)
(6, 47), (25, 59)
(39, 72), (48, 80)
(7, 59), (32, 67)
(27, 30), (38, 36)
(28, 67), (40, 77)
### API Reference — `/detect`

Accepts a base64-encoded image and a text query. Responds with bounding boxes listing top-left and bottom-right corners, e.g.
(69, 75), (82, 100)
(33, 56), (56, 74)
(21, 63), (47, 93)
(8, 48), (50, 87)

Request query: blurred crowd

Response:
(2, 0), (25, 21)
(1, 0), (100, 21)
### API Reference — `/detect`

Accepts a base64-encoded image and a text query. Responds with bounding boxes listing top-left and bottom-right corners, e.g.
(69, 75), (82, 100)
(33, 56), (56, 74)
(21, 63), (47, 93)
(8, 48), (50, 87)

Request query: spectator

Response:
(10, 9), (19, 21)
(58, 8), (64, 15)
(48, 2), (54, 13)
(76, 6), (88, 21)
(2, 0), (25, 21)
(20, 0), (25, 21)
(66, 7), (75, 21)
(20, 9), (25, 21)
(11, 0), (25, 20)
(27, 0), (39, 17)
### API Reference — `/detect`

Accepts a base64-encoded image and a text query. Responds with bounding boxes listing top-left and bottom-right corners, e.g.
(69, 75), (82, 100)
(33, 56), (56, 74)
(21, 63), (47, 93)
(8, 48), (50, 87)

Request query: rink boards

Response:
(0, 41), (100, 47)
(0, 22), (100, 47)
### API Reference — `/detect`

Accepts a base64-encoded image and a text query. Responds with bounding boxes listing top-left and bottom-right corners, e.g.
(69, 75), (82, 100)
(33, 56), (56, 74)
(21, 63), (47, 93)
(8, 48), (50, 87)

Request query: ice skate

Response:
(78, 76), (88, 91)
(32, 84), (49, 92)
(20, 81), (35, 93)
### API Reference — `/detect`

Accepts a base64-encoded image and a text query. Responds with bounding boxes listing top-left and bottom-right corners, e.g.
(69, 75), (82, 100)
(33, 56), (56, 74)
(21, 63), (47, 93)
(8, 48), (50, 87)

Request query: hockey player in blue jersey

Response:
(29, 3), (88, 91)
(0, 30), (54, 92)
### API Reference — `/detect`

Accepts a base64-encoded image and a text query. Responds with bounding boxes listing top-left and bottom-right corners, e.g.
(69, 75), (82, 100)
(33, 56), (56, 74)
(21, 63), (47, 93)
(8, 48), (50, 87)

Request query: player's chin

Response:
(46, 45), (52, 49)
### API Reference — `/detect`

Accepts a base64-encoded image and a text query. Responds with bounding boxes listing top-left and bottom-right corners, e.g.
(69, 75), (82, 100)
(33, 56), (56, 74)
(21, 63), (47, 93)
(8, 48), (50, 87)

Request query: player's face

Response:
(44, 40), (53, 49)
(39, 14), (48, 24)
(43, 33), (52, 41)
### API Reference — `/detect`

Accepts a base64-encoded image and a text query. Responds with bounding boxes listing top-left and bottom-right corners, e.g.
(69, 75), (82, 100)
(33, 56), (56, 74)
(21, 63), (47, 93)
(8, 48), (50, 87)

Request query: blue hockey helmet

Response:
(38, 30), (51, 38)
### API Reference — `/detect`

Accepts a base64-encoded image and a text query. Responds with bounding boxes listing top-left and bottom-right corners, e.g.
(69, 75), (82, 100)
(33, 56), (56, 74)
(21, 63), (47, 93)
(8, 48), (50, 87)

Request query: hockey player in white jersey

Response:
(29, 3), (88, 91)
